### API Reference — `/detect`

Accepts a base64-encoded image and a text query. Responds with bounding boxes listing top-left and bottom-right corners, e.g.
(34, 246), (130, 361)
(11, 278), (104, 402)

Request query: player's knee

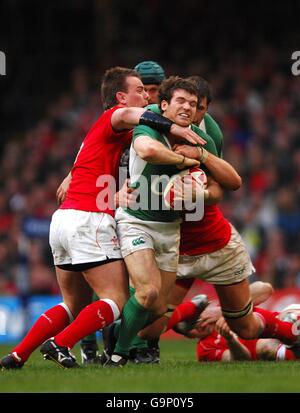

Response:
(137, 285), (160, 308)
(229, 321), (257, 340)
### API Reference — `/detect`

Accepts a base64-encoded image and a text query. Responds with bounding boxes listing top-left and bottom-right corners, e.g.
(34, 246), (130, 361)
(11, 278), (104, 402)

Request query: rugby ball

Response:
(163, 167), (207, 210)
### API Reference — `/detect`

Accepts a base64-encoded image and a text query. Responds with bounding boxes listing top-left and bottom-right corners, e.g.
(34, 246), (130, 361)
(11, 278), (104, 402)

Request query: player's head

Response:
(278, 304), (300, 323)
(158, 76), (198, 127)
(188, 76), (212, 125)
(101, 66), (149, 110)
(134, 61), (166, 104)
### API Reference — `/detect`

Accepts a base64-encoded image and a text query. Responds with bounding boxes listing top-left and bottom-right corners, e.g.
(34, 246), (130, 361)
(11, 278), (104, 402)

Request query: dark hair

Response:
(101, 66), (141, 110)
(159, 76), (199, 108)
(187, 76), (212, 106)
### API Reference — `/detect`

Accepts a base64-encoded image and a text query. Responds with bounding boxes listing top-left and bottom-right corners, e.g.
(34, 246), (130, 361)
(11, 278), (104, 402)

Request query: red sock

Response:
(276, 344), (297, 361)
(254, 307), (297, 345)
(12, 304), (71, 362)
(55, 300), (115, 349)
(166, 301), (198, 331)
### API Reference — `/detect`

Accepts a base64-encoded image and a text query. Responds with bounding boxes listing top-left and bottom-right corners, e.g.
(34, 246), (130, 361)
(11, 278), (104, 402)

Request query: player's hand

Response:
(215, 317), (234, 340)
(170, 124), (206, 146)
(173, 144), (201, 161)
(198, 306), (222, 327)
(114, 179), (138, 208)
(176, 156), (200, 170)
(56, 174), (72, 205)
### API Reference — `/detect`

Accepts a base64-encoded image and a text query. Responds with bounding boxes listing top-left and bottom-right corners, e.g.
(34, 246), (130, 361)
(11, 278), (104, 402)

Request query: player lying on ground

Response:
(183, 283), (300, 362)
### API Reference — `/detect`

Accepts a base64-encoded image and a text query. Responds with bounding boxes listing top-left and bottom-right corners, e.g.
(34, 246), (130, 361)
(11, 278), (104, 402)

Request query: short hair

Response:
(187, 76), (212, 106)
(158, 76), (199, 108)
(101, 66), (141, 110)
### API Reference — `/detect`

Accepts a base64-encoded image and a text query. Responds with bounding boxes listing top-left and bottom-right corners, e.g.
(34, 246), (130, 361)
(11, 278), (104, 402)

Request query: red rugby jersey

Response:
(61, 106), (132, 216)
(196, 330), (258, 362)
(180, 205), (231, 256)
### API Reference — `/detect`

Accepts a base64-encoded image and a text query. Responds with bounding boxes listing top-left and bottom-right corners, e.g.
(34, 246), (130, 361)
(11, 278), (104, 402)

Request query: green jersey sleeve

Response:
(132, 124), (161, 143)
(203, 113), (223, 157)
(146, 104), (161, 114)
(191, 124), (218, 157)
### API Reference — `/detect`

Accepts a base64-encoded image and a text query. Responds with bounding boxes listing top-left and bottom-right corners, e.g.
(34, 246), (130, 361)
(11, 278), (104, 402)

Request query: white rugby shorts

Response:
(115, 208), (181, 272)
(49, 209), (122, 266)
(177, 224), (255, 285)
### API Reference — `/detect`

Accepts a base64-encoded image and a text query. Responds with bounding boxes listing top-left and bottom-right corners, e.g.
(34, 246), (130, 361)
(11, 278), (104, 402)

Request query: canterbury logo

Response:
(132, 237), (145, 246)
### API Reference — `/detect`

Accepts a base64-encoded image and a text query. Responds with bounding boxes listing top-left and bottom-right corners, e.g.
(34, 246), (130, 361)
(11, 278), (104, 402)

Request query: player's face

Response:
(193, 96), (208, 125)
(161, 89), (198, 127)
(144, 84), (160, 104)
(123, 76), (149, 108)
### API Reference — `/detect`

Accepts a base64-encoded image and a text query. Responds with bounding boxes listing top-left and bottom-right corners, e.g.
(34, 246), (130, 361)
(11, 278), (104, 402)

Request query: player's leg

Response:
(80, 291), (101, 364)
(0, 268), (92, 369)
(111, 249), (163, 364)
(139, 278), (194, 339)
(127, 284), (154, 364)
(214, 279), (261, 339)
(52, 259), (128, 349)
(215, 280), (300, 344)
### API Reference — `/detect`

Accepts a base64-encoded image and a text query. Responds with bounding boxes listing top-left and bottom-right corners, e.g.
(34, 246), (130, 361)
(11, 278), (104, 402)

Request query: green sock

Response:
(127, 286), (148, 350)
(114, 295), (151, 356)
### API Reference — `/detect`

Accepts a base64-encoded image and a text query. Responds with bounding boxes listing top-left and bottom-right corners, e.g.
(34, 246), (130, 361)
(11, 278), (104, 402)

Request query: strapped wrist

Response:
(139, 111), (174, 134)
(197, 146), (209, 163)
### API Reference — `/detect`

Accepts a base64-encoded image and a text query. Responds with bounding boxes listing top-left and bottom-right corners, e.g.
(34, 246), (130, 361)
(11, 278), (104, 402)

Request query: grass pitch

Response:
(1, 340), (300, 393)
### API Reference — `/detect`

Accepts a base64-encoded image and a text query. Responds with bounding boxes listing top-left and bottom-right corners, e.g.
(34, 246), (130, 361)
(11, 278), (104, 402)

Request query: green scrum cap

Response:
(134, 61), (166, 85)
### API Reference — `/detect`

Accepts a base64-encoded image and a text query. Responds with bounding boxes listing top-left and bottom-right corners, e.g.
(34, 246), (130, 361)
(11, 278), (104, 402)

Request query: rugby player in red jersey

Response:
(195, 310), (300, 363)
(135, 77), (300, 351)
(191, 295), (300, 363)
(0, 67), (204, 370)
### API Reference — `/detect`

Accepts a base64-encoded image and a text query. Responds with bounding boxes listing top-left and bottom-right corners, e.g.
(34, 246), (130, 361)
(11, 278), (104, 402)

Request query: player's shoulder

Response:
(133, 123), (161, 139)
(191, 124), (218, 156)
(146, 103), (161, 114)
(204, 113), (223, 140)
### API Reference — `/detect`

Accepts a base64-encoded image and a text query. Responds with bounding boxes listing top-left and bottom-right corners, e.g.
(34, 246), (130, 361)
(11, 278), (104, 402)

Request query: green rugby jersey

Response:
(124, 122), (218, 222)
(147, 104), (223, 157)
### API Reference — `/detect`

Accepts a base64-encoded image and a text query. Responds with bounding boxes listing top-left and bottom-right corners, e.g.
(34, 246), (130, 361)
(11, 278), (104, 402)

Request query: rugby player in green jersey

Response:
(103, 76), (231, 366)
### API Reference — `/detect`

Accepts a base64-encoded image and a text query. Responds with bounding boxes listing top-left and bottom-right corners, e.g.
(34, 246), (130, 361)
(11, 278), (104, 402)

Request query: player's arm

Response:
(216, 317), (251, 361)
(133, 135), (199, 169)
(221, 336), (252, 362)
(56, 171), (72, 205)
(114, 179), (138, 208)
(249, 281), (274, 306)
(204, 176), (224, 205)
(173, 144), (242, 191)
(111, 108), (206, 145)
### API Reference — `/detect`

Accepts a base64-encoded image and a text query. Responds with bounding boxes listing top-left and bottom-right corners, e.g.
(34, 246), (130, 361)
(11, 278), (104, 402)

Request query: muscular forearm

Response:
(225, 335), (251, 361)
(173, 145), (242, 190)
(141, 142), (185, 165)
(202, 152), (242, 191)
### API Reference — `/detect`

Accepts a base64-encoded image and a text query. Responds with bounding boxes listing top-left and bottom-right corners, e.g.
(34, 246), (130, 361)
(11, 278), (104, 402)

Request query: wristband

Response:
(197, 146), (209, 163)
(139, 111), (174, 134)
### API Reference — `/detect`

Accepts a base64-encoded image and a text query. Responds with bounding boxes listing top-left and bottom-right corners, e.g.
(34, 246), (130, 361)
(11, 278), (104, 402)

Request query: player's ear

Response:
(116, 91), (127, 105)
(161, 100), (168, 112)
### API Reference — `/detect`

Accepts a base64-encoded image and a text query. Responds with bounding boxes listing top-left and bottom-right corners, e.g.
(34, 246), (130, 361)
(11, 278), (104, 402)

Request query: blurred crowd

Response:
(0, 50), (300, 296)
